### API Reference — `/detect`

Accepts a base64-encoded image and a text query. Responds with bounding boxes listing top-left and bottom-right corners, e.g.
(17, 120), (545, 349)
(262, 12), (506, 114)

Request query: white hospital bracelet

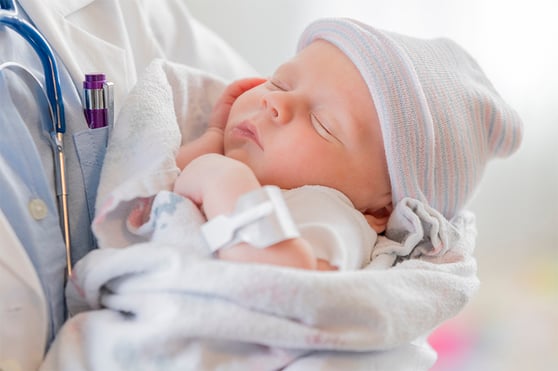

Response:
(201, 185), (300, 253)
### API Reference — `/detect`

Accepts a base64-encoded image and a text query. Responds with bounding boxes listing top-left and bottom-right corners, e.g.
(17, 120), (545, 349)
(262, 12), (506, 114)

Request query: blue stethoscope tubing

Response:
(0, 0), (72, 275)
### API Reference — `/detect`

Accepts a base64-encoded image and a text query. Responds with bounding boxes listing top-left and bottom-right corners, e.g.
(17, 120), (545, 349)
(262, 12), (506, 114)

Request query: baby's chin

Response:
(223, 148), (253, 170)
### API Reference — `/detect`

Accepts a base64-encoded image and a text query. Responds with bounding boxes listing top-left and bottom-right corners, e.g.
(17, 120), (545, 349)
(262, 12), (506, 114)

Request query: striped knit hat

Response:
(298, 18), (523, 219)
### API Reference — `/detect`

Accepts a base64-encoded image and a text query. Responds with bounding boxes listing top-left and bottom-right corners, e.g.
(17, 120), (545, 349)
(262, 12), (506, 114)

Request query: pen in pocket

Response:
(83, 73), (114, 129)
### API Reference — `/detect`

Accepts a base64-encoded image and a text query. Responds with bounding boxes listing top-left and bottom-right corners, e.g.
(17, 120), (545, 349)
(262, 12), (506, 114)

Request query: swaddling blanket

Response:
(42, 59), (480, 370)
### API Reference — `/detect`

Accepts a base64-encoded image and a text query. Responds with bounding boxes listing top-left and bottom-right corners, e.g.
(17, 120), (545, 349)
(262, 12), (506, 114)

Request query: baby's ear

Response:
(363, 203), (393, 233)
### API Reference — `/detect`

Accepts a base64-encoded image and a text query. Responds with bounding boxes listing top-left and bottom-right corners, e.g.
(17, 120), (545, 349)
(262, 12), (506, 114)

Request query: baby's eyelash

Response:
(311, 113), (332, 137)
(313, 114), (330, 133)
(268, 79), (287, 91)
(311, 113), (342, 144)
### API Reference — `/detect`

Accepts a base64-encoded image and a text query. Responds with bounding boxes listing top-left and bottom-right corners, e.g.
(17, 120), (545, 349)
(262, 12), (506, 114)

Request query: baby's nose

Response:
(261, 93), (293, 124)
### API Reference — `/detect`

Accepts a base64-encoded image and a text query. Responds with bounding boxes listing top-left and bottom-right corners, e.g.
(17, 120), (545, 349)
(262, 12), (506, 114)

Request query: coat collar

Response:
(36, 0), (93, 17)
(18, 0), (132, 104)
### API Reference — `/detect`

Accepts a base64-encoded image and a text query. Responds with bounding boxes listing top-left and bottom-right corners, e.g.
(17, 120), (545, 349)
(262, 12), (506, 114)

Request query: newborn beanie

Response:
(298, 18), (523, 219)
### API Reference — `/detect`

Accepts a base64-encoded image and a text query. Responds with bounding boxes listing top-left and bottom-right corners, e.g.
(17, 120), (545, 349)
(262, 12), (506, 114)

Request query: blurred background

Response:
(185, 0), (557, 369)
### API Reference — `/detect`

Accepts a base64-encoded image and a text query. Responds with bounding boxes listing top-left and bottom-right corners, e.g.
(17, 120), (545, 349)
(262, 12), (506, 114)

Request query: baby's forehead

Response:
(279, 40), (363, 81)
(270, 60), (297, 79)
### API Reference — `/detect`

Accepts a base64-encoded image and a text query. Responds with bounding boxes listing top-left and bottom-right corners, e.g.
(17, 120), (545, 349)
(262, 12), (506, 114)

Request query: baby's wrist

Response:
(176, 129), (224, 170)
(205, 127), (225, 150)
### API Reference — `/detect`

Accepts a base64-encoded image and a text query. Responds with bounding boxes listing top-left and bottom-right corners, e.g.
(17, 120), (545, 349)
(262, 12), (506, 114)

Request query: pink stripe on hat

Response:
(297, 18), (523, 219)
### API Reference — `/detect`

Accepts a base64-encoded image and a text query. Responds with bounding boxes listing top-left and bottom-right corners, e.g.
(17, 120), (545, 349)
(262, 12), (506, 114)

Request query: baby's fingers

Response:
(209, 77), (267, 129)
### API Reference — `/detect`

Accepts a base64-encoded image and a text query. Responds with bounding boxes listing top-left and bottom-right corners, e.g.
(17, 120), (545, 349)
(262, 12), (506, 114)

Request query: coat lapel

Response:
(18, 0), (132, 104)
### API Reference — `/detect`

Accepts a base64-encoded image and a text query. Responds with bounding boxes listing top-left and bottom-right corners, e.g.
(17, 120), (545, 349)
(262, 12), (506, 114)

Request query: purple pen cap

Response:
(83, 73), (108, 128)
(83, 73), (106, 89)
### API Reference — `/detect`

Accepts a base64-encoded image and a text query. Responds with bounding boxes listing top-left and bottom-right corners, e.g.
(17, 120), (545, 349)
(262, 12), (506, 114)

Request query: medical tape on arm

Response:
(201, 186), (300, 252)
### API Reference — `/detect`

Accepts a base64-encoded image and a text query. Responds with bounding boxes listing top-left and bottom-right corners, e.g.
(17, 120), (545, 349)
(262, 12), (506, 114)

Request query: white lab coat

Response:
(18, 0), (256, 115)
(0, 1), (255, 370)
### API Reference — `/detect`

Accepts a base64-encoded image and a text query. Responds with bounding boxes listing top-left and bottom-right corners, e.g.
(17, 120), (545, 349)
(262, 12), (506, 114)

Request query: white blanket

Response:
(42, 59), (479, 370)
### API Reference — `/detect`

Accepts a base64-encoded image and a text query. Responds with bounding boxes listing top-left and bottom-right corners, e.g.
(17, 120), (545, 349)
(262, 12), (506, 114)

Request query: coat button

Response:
(28, 198), (48, 220)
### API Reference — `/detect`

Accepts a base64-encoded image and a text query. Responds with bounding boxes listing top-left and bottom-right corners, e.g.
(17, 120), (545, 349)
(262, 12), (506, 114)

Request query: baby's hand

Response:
(209, 77), (267, 130)
(127, 196), (154, 230)
(174, 153), (260, 219)
(176, 78), (265, 170)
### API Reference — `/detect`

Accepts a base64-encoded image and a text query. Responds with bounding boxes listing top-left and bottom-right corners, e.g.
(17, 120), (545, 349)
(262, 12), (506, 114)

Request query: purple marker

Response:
(83, 73), (114, 129)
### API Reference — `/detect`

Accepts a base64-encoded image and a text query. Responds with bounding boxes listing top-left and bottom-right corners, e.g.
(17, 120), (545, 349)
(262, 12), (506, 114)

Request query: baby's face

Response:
(223, 40), (391, 216)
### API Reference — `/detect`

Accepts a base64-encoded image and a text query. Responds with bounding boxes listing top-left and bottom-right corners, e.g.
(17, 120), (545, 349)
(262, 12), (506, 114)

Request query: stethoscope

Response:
(0, 0), (72, 276)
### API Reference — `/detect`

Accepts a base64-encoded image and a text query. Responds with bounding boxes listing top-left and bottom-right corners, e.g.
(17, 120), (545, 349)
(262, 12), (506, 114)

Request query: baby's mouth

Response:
(232, 121), (263, 149)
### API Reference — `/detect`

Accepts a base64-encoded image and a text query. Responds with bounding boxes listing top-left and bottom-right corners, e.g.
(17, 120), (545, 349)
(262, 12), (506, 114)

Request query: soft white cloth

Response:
(44, 211), (478, 370)
(284, 185), (376, 270)
(42, 59), (480, 370)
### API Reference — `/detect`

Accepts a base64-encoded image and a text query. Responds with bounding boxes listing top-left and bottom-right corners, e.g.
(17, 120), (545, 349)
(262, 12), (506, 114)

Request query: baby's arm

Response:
(174, 154), (318, 270)
(176, 77), (266, 170)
